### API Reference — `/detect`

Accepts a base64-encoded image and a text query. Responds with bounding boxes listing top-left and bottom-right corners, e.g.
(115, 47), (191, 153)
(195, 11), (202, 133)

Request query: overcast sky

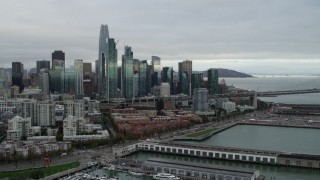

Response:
(1, 0), (320, 75)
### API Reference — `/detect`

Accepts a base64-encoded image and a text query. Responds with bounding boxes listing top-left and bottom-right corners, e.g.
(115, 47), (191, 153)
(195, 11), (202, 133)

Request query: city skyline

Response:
(1, 0), (320, 75)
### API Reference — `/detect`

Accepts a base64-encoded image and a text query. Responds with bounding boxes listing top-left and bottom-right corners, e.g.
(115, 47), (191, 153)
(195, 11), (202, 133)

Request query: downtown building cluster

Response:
(0, 24), (225, 141)
(0, 25), (220, 101)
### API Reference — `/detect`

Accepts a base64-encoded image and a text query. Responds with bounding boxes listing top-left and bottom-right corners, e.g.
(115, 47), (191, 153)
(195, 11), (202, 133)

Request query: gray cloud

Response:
(1, 0), (320, 74)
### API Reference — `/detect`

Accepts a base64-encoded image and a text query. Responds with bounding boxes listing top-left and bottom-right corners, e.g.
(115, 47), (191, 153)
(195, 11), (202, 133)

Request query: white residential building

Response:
(7, 116), (32, 141)
(63, 115), (86, 136)
(64, 100), (84, 118)
(36, 101), (55, 127)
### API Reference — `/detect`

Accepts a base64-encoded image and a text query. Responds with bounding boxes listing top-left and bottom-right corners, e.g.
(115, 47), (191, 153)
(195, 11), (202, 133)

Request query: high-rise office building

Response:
(38, 68), (49, 94)
(49, 67), (63, 93)
(146, 65), (153, 94)
(193, 88), (209, 113)
(151, 56), (161, 86)
(98, 24), (109, 97)
(63, 67), (75, 94)
(139, 60), (148, 97)
(74, 59), (84, 98)
(12, 62), (24, 93)
(191, 72), (203, 95)
(208, 68), (219, 95)
(180, 72), (189, 95)
(83, 63), (92, 96)
(133, 59), (140, 74)
(178, 60), (192, 95)
(36, 60), (50, 75)
(52, 50), (65, 70)
(162, 67), (173, 95)
(121, 46), (133, 99)
(106, 38), (118, 99)
(133, 73), (139, 97)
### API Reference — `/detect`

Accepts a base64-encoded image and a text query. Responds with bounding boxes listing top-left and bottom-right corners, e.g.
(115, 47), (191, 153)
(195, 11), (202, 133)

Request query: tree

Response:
(29, 169), (45, 179)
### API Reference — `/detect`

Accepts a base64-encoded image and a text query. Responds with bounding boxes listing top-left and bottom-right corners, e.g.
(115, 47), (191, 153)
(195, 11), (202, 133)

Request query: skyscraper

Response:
(191, 72), (203, 95)
(52, 50), (65, 70)
(193, 88), (209, 113)
(36, 60), (50, 74)
(38, 68), (49, 94)
(98, 24), (109, 97)
(178, 60), (192, 95)
(107, 38), (118, 99)
(133, 59), (140, 74)
(139, 60), (148, 97)
(208, 68), (219, 95)
(121, 46), (133, 99)
(74, 59), (84, 98)
(83, 63), (92, 96)
(162, 67), (173, 95)
(151, 56), (161, 86)
(11, 62), (24, 92)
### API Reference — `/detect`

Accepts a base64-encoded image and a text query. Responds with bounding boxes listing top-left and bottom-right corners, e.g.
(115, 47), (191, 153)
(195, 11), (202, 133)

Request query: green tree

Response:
(29, 169), (45, 179)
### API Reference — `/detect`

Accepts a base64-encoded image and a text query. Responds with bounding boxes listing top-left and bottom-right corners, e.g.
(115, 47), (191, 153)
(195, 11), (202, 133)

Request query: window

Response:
(263, 158), (268, 162)
(190, 150), (195, 155)
(172, 148), (176, 153)
(186, 171), (192, 176)
(209, 174), (215, 179)
(178, 149), (182, 154)
(249, 156), (254, 161)
(215, 153), (220, 158)
(228, 154), (233, 159)
(196, 151), (201, 156)
(209, 152), (213, 157)
(161, 147), (165, 152)
(155, 146), (160, 151)
(171, 169), (176, 174)
(166, 148), (171, 152)
(184, 150), (188, 154)
(235, 155), (240, 160)
(194, 172), (199, 177)
(222, 154), (226, 158)
(156, 167), (162, 172)
(270, 158), (275, 163)
(203, 152), (207, 156)
(256, 157), (261, 162)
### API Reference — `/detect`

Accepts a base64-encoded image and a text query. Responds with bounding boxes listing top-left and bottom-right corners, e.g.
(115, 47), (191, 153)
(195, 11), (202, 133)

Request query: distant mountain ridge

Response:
(202, 68), (253, 78)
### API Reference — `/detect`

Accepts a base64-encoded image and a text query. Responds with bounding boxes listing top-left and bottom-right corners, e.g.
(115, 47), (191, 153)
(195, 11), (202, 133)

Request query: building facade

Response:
(208, 68), (219, 95)
(74, 59), (84, 97)
(121, 46), (134, 99)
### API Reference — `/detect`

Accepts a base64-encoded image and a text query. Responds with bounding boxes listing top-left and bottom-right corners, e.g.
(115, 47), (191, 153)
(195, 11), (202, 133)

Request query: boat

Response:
(129, 171), (144, 176)
(153, 173), (180, 180)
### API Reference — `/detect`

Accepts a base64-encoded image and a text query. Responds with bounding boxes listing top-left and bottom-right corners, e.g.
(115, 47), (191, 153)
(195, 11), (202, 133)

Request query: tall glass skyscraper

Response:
(139, 60), (148, 97)
(12, 62), (24, 92)
(208, 68), (219, 95)
(52, 50), (65, 70)
(191, 72), (203, 95)
(151, 56), (161, 86)
(162, 67), (173, 95)
(107, 38), (118, 99)
(98, 24), (109, 97)
(121, 46), (133, 99)
(74, 59), (84, 98)
(36, 60), (50, 75)
(63, 67), (75, 94)
(179, 60), (192, 95)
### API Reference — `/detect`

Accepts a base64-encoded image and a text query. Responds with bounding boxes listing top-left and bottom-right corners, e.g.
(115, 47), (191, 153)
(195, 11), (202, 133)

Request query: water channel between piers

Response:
(123, 124), (320, 180)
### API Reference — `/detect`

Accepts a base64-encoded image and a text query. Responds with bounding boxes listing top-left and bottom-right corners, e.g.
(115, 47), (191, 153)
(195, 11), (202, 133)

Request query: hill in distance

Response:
(202, 68), (253, 78)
